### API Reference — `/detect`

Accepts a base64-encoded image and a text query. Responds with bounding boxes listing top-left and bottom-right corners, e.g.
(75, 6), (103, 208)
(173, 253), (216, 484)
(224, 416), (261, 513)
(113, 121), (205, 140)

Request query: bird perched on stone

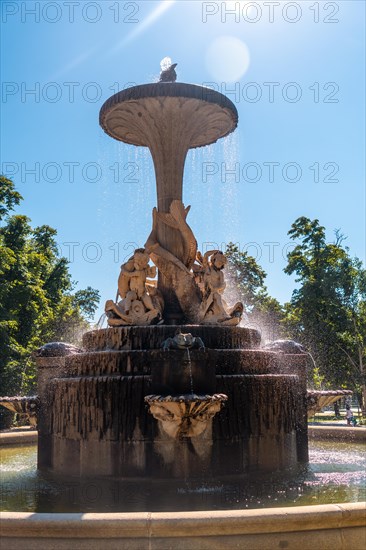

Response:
(159, 62), (177, 82)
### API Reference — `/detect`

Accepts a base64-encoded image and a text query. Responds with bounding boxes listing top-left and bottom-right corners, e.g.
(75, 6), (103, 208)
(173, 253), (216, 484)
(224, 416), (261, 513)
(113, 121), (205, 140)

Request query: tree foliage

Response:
(0, 175), (22, 221)
(225, 222), (366, 411)
(284, 217), (366, 409)
(0, 177), (100, 402)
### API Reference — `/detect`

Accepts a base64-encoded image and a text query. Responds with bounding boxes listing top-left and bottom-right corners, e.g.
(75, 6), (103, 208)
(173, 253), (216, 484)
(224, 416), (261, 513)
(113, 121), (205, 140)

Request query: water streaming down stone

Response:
(38, 325), (309, 477)
(186, 348), (194, 394)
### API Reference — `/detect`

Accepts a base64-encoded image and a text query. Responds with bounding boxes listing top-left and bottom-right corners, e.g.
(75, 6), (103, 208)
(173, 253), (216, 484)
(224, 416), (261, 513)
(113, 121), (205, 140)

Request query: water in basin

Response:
(1, 441), (364, 513)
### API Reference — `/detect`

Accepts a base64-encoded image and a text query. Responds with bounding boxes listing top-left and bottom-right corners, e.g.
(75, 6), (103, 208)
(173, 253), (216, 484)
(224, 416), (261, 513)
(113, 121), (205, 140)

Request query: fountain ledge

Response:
(0, 431), (38, 446)
(308, 425), (366, 441)
(1, 504), (365, 549)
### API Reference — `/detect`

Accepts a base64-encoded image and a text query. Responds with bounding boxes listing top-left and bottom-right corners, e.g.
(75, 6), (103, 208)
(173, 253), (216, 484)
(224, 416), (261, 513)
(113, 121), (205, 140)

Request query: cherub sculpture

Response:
(105, 248), (164, 326)
(194, 250), (243, 326)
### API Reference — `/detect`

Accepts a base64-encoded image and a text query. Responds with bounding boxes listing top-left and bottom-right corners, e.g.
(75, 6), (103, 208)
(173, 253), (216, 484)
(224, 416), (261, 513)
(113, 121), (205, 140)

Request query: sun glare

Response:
(205, 36), (250, 82)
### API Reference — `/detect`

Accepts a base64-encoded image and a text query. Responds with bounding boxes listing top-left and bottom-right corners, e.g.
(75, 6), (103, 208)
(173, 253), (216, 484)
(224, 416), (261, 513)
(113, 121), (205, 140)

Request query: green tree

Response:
(225, 242), (285, 342)
(73, 287), (101, 320)
(0, 177), (100, 415)
(0, 175), (22, 221)
(284, 217), (366, 410)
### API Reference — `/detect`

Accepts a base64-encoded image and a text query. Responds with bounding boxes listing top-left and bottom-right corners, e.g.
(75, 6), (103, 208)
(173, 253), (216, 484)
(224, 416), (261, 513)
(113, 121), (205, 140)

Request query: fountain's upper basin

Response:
(62, 349), (304, 380)
(99, 82), (238, 148)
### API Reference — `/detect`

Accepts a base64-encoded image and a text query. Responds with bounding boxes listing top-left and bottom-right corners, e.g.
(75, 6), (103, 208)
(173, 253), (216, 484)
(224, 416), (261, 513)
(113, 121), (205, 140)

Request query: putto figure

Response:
(194, 250), (243, 326)
(105, 248), (164, 326)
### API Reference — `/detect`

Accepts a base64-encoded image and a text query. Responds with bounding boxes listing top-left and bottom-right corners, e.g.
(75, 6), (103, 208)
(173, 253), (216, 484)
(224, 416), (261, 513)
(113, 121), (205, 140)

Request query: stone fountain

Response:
(36, 63), (310, 479)
(2, 62), (365, 550)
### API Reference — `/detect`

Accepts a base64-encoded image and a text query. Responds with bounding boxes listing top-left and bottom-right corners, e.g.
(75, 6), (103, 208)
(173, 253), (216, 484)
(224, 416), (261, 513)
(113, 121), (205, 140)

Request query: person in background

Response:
(346, 404), (357, 426)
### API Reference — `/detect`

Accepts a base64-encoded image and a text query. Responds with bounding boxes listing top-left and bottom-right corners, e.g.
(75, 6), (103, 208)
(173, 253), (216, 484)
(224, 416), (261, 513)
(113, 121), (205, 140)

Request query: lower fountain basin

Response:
(1, 435), (365, 548)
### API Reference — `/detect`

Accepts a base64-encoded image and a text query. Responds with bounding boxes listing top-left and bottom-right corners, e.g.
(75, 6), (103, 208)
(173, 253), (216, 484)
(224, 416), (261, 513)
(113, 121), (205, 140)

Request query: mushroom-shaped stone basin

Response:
(0, 396), (39, 428)
(307, 389), (353, 417)
(144, 393), (228, 439)
(99, 82), (237, 212)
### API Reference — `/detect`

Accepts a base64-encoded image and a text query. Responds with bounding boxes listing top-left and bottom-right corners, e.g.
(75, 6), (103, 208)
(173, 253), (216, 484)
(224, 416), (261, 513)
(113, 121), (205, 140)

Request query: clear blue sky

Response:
(1, 1), (365, 322)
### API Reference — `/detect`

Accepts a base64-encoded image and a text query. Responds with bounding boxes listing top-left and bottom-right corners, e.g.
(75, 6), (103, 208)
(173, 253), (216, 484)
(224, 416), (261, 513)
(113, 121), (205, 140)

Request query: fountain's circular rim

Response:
(99, 82), (238, 147)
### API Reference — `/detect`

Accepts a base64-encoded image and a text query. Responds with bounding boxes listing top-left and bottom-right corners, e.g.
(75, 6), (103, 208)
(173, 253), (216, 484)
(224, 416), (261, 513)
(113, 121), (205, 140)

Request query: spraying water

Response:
(96, 313), (107, 329)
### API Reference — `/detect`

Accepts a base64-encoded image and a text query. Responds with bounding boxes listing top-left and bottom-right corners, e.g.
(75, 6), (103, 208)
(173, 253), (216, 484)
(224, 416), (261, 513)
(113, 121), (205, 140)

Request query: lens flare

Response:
(206, 36), (250, 82)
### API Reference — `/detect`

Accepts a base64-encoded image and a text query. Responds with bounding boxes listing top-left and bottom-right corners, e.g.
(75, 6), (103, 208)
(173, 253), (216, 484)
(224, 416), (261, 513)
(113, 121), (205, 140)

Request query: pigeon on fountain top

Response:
(159, 58), (177, 82)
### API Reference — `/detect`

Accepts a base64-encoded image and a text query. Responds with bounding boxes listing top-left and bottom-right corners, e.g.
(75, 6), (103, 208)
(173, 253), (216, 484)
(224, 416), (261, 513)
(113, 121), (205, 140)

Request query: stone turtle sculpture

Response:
(263, 339), (306, 354)
(33, 342), (83, 357)
(162, 331), (205, 351)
